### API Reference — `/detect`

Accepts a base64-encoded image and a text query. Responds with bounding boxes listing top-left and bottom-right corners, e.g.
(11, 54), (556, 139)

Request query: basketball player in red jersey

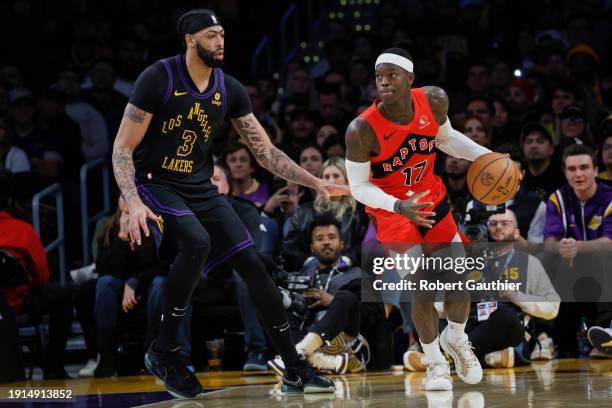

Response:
(345, 48), (492, 391)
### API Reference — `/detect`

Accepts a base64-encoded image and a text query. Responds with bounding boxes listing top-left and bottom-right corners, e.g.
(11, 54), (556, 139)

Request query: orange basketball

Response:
(466, 152), (520, 205)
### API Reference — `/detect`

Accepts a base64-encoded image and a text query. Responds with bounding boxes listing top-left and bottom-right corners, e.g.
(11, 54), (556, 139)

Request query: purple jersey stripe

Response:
(160, 59), (173, 104)
(175, 54), (220, 99)
(138, 185), (194, 217)
(202, 236), (255, 275)
(218, 69), (227, 117)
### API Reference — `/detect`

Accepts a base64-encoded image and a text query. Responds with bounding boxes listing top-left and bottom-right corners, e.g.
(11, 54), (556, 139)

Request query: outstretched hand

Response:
(127, 200), (161, 245)
(316, 180), (351, 198)
(397, 190), (436, 228)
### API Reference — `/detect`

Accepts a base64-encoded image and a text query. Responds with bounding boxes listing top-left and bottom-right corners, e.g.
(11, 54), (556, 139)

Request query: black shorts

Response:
(136, 182), (254, 275)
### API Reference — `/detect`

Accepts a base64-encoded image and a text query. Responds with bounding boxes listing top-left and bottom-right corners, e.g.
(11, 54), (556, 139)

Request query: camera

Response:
(462, 203), (506, 242)
(279, 275), (316, 320)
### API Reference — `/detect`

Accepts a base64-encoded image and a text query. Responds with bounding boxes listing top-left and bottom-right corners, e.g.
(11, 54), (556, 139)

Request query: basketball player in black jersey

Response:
(112, 9), (348, 399)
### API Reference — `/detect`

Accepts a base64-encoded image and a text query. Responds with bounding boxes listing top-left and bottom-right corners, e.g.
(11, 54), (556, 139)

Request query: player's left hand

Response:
(316, 180), (351, 198)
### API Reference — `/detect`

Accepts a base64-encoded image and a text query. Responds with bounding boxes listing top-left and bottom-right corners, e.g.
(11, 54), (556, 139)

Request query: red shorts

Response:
(368, 194), (464, 244)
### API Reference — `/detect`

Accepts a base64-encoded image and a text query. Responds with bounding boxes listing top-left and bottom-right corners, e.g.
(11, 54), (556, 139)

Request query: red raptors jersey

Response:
(360, 88), (446, 216)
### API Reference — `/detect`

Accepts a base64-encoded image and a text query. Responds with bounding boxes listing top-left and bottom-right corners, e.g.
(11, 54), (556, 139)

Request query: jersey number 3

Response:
(177, 130), (197, 156)
(401, 160), (427, 186)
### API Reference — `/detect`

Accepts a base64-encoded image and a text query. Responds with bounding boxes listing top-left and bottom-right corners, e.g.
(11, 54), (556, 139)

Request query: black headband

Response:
(177, 9), (221, 36)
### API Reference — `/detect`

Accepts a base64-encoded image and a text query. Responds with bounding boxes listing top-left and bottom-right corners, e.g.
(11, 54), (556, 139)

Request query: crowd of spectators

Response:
(1, 0), (612, 381)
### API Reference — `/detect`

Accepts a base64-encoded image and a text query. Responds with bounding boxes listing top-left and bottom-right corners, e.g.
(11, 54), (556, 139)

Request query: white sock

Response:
(447, 319), (467, 345)
(296, 332), (323, 357)
(420, 337), (445, 363)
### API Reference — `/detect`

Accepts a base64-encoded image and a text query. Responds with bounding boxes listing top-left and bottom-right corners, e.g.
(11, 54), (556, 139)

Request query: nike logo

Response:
(601, 340), (612, 347)
(174, 90), (188, 96)
(383, 130), (397, 140)
(284, 376), (303, 388)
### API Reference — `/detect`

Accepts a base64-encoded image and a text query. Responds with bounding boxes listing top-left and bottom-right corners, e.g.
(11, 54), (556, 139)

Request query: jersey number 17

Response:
(401, 160), (427, 186)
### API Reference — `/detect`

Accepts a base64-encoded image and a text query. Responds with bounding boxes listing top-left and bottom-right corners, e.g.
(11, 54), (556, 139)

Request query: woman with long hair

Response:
(282, 157), (368, 270)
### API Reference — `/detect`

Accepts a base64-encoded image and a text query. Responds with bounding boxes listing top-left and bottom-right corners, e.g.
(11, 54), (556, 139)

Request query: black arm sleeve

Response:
(224, 74), (253, 118)
(128, 63), (168, 113)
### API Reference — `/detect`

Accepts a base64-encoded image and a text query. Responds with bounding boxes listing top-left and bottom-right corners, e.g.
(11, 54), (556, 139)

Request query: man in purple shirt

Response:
(543, 144), (612, 357)
(544, 144), (612, 252)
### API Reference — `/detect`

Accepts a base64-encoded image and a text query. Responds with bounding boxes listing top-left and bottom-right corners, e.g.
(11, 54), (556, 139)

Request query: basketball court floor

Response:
(1, 359), (611, 407)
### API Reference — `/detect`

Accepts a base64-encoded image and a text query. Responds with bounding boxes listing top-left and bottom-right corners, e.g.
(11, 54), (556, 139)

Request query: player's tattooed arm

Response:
(231, 113), (321, 189)
(112, 103), (152, 206)
(423, 86), (450, 125)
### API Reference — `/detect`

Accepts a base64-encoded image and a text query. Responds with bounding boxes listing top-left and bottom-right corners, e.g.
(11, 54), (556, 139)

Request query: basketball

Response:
(466, 152), (520, 205)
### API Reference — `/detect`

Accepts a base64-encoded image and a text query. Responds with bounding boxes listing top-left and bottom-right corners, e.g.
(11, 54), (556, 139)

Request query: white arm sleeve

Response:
(345, 159), (398, 213)
(435, 117), (491, 161)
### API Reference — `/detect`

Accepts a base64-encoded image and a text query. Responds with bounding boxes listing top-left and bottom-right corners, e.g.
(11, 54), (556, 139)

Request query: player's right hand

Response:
(127, 200), (161, 245)
(397, 190), (436, 228)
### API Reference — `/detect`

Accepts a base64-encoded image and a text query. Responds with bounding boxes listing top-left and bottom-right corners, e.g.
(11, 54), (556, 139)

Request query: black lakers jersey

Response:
(130, 54), (252, 193)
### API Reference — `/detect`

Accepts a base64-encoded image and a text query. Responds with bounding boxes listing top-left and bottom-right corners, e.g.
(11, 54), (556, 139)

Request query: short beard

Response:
(316, 250), (341, 267)
(196, 43), (223, 68)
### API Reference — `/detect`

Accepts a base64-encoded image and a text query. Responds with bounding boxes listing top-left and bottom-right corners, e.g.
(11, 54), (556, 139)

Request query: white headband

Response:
(375, 53), (414, 73)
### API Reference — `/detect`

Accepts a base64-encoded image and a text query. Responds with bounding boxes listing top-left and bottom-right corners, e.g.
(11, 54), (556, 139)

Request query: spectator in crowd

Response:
(0, 170), (73, 379)
(567, 44), (602, 105)
(8, 88), (62, 180)
(543, 145), (612, 356)
(507, 79), (536, 136)
(498, 144), (543, 239)
(246, 82), (280, 143)
(311, 36), (352, 78)
(443, 155), (471, 223)
(299, 145), (325, 177)
(270, 215), (387, 374)
(490, 60), (512, 99)
(316, 124), (339, 148)
(283, 157), (367, 271)
(322, 133), (346, 159)
(317, 85), (345, 130)
(255, 74), (278, 115)
(279, 66), (313, 108)
(462, 115), (492, 148)
(224, 143), (269, 210)
(557, 105), (595, 152)
(277, 97), (300, 134)
(321, 71), (354, 115)
(0, 117), (29, 173)
(549, 81), (581, 144)
(262, 180), (303, 257)
(491, 97), (512, 147)
(55, 68), (109, 162)
(37, 88), (84, 178)
(279, 107), (319, 162)
(93, 198), (167, 377)
(598, 133), (612, 181)
(466, 96), (494, 129)
(83, 59), (129, 141)
(521, 122), (565, 201)
(349, 59), (371, 101)
(466, 61), (491, 99)
(541, 47), (569, 83)
(113, 34), (147, 98)
(404, 209), (560, 371)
